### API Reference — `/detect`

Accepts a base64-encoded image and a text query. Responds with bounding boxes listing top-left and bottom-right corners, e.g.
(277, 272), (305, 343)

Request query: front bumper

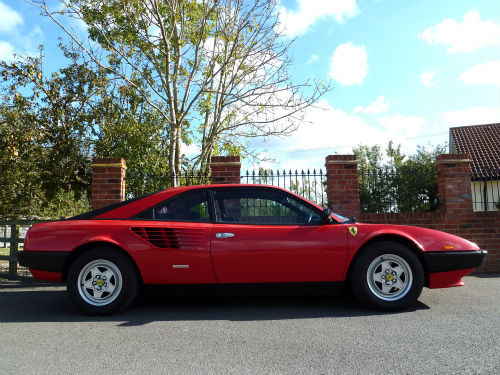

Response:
(18, 251), (70, 272)
(424, 250), (487, 289)
(423, 250), (487, 273)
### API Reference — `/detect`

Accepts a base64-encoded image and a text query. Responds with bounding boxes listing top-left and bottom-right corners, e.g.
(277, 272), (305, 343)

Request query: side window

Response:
(136, 190), (210, 221)
(213, 189), (322, 225)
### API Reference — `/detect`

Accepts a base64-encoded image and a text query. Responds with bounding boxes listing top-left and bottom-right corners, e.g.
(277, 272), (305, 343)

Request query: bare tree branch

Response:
(28, 0), (332, 178)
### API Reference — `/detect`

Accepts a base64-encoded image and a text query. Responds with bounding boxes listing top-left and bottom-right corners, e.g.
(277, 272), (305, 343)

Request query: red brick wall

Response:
(359, 212), (500, 272)
(90, 157), (126, 210)
(329, 153), (499, 273)
(210, 156), (241, 184)
(325, 155), (360, 218)
(91, 153), (499, 272)
(436, 153), (473, 218)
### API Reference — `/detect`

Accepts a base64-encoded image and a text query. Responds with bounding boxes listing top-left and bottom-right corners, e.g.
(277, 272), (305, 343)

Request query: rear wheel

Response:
(350, 241), (424, 311)
(67, 248), (138, 315)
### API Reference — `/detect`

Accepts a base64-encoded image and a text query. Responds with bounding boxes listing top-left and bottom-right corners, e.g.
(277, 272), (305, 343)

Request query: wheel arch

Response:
(62, 241), (143, 285)
(346, 234), (429, 285)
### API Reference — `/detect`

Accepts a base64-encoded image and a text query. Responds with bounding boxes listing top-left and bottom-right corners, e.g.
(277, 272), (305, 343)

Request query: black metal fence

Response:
(126, 166), (442, 213)
(126, 171), (211, 198)
(0, 220), (45, 279)
(241, 169), (328, 207)
(358, 166), (439, 213)
(126, 168), (328, 207)
(471, 169), (500, 212)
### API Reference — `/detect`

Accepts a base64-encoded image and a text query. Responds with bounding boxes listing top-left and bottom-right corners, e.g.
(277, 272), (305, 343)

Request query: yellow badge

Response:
(348, 226), (358, 237)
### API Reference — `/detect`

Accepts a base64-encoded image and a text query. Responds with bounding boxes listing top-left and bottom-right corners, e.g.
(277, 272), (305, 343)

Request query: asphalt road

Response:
(1, 276), (499, 375)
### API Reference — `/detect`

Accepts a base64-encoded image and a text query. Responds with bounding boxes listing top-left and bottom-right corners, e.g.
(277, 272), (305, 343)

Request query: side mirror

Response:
(321, 208), (333, 224)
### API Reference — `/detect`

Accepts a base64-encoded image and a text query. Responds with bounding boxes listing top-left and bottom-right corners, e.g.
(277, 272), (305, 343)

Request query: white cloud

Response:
(378, 115), (426, 138)
(329, 42), (367, 85)
(181, 142), (201, 157)
(0, 40), (14, 61)
(255, 152), (273, 170)
(0, 26), (44, 60)
(0, 1), (23, 34)
(418, 10), (500, 53)
(353, 96), (390, 114)
(279, 0), (358, 37)
(307, 53), (319, 64)
(19, 26), (44, 57)
(421, 70), (438, 86)
(459, 61), (500, 87)
(247, 99), (424, 169)
(442, 106), (500, 126)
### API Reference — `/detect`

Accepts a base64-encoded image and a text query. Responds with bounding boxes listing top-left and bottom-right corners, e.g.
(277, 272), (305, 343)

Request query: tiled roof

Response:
(449, 123), (500, 180)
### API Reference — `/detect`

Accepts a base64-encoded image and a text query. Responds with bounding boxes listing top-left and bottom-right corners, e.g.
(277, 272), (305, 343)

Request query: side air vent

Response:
(131, 227), (205, 249)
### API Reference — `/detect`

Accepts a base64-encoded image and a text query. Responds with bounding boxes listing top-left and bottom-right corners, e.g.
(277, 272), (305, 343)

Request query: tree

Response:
(31, 0), (331, 183)
(0, 49), (92, 218)
(353, 142), (446, 213)
(0, 45), (172, 217)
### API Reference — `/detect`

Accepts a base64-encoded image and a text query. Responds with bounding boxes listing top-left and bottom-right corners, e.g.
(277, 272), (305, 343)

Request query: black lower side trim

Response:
(424, 250), (487, 273)
(145, 282), (344, 297)
(18, 251), (70, 272)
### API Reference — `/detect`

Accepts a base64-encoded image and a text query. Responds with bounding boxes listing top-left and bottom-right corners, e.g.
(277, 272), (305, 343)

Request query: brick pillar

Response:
(436, 154), (472, 217)
(210, 156), (241, 184)
(325, 155), (360, 217)
(90, 157), (127, 210)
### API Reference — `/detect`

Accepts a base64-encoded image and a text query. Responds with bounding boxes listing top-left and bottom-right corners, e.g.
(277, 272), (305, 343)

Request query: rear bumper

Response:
(18, 251), (70, 273)
(423, 250), (487, 273)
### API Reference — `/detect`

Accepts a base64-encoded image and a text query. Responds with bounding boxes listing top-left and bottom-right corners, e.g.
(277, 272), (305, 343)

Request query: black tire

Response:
(350, 241), (424, 311)
(67, 247), (139, 315)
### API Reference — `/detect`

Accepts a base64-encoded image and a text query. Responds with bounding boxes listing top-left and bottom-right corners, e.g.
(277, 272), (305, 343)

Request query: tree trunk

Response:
(175, 128), (181, 177)
(168, 123), (177, 187)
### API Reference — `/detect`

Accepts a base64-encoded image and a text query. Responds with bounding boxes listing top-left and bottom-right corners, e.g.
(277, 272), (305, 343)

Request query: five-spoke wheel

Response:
(350, 241), (424, 310)
(367, 254), (413, 301)
(77, 259), (123, 307)
(67, 248), (138, 315)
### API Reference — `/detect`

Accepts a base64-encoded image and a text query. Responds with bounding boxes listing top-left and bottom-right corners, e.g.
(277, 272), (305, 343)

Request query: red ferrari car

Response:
(19, 184), (486, 314)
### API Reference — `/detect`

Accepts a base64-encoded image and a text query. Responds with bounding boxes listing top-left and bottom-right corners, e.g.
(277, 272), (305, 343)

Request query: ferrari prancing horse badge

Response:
(348, 226), (358, 237)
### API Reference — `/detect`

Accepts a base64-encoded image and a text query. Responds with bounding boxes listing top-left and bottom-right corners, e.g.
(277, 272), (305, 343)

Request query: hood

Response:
(349, 223), (479, 252)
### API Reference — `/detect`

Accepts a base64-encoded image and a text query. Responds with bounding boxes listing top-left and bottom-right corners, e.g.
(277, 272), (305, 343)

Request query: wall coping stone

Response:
(209, 162), (242, 167)
(90, 162), (127, 169)
(325, 160), (359, 165)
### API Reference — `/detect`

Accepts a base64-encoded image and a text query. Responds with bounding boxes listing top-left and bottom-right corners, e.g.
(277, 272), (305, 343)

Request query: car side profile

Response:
(18, 184), (486, 315)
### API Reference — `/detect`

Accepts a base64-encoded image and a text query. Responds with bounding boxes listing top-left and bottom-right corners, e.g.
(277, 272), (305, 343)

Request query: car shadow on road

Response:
(0, 287), (429, 325)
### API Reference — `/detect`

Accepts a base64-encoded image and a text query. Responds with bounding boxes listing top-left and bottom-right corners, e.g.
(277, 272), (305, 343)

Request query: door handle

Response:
(216, 232), (235, 239)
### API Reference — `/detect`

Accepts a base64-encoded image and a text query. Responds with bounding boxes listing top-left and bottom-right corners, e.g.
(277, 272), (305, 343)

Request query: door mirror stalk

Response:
(321, 208), (333, 224)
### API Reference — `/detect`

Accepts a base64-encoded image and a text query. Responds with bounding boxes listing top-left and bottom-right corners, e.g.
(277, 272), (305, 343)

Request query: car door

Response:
(132, 189), (216, 284)
(210, 187), (349, 283)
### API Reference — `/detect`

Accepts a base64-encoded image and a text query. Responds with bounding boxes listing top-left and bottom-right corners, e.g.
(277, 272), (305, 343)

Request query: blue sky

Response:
(1, 0), (499, 170)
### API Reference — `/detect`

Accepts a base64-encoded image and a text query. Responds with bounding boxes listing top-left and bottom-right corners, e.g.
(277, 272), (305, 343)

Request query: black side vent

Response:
(131, 227), (205, 249)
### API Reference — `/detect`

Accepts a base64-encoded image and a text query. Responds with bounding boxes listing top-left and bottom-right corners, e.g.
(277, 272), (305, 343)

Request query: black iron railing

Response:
(241, 169), (328, 207)
(358, 166), (439, 213)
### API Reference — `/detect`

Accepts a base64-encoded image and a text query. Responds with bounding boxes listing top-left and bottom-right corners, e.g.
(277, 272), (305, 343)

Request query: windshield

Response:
(331, 211), (354, 223)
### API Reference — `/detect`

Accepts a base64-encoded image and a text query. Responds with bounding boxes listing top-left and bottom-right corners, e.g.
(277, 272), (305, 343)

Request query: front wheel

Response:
(350, 241), (424, 311)
(67, 248), (138, 315)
